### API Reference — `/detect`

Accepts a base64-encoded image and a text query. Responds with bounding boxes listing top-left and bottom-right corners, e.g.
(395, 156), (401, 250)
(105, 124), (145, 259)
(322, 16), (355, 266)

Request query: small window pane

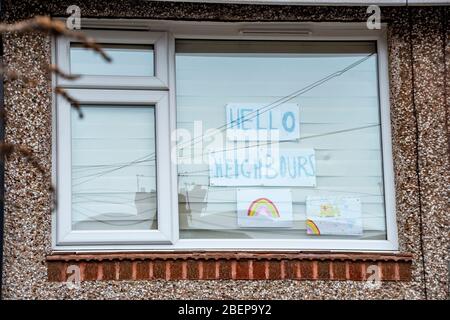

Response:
(175, 40), (387, 241)
(70, 44), (154, 76)
(71, 106), (157, 230)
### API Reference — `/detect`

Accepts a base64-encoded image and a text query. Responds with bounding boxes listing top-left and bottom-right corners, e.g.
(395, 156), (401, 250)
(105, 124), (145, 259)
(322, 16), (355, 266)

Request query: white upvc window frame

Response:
(56, 29), (169, 89)
(53, 20), (398, 252)
(55, 89), (176, 245)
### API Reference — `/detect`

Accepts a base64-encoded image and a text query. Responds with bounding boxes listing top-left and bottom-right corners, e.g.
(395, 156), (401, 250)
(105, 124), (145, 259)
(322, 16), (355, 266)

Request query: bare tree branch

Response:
(0, 64), (38, 86)
(55, 87), (83, 118)
(0, 16), (111, 62)
(0, 16), (109, 209)
(47, 64), (81, 80)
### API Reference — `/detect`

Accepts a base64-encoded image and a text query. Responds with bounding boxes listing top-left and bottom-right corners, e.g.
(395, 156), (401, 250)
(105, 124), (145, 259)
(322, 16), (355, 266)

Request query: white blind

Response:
(70, 43), (154, 77)
(71, 105), (158, 230)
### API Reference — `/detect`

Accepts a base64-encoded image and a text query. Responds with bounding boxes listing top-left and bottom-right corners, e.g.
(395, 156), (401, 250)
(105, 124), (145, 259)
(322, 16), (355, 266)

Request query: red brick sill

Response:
(47, 251), (413, 282)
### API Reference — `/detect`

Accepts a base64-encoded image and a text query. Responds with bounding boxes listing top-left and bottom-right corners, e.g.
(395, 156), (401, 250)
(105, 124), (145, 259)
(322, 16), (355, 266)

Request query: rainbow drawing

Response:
(247, 198), (280, 218)
(306, 219), (320, 235)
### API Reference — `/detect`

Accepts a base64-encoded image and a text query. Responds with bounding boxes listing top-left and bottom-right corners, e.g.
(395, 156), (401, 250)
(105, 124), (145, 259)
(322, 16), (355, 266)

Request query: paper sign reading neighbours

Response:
(237, 189), (293, 228)
(209, 148), (316, 187)
(306, 196), (363, 236)
(226, 103), (300, 141)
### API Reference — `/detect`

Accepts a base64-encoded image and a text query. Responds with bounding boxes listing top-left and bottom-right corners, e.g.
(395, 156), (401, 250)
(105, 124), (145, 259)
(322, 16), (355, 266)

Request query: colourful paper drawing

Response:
(247, 198), (280, 218)
(237, 189), (293, 228)
(306, 196), (363, 236)
(306, 219), (320, 235)
(319, 203), (340, 217)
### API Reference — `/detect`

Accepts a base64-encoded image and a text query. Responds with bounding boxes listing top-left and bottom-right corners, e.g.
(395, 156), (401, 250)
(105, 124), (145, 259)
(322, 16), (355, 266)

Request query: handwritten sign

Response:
(306, 196), (363, 236)
(226, 103), (300, 141)
(237, 189), (293, 228)
(209, 148), (316, 187)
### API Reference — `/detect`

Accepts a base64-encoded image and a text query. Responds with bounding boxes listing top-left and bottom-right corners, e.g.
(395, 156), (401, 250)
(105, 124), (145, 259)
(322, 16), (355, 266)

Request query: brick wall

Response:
(47, 252), (412, 282)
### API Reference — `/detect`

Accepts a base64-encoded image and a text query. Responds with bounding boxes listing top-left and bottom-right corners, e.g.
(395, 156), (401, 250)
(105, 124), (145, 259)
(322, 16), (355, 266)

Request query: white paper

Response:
(209, 148), (316, 187)
(306, 196), (363, 236)
(237, 189), (293, 228)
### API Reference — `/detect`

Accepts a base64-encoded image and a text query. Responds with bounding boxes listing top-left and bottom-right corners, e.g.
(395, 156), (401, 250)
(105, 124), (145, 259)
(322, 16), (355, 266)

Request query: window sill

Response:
(47, 251), (412, 282)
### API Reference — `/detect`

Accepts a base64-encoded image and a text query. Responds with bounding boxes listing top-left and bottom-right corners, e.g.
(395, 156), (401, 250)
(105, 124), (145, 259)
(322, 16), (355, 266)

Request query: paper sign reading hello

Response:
(226, 103), (300, 141)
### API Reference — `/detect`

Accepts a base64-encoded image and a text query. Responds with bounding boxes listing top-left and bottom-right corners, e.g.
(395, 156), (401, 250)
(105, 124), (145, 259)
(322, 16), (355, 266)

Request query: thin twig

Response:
(55, 87), (83, 118)
(0, 142), (45, 176)
(0, 142), (56, 207)
(0, 16), (111, 62)
(47, 64), (80, 80)
(0, 64), (38, 86)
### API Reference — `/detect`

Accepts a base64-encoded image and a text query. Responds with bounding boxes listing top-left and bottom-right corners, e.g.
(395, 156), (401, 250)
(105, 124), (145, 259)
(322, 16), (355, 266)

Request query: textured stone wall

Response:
(407, 7), (449, 300)
(1, 1), (448, 299)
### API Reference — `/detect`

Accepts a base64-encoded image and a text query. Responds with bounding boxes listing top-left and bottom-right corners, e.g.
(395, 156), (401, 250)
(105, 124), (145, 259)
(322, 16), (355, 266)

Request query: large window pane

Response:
(175, 40), (387, 240)
(70, 44), (154, 76)
(71, 106), (157, 230)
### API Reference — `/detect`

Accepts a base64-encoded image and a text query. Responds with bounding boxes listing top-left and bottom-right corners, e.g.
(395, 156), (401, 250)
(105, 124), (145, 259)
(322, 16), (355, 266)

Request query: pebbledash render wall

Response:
(1, 0), (448, 300)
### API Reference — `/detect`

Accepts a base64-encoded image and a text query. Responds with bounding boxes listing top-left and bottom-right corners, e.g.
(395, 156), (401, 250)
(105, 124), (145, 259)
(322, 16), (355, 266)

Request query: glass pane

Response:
(71, 106), (157, 230)
(70, 44), (154, 76)
(175, 40), (387, 241)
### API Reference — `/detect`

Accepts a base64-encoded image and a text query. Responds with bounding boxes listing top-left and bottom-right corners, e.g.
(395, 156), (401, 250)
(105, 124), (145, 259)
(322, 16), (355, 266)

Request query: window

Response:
(54, 23), (397, 251)
(56, 89), (173, 245)
(56, 29), (168, 88)
(70, 43), (155, 77)
(71, 105), (157, 231)
(176, 39), (387, 241)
